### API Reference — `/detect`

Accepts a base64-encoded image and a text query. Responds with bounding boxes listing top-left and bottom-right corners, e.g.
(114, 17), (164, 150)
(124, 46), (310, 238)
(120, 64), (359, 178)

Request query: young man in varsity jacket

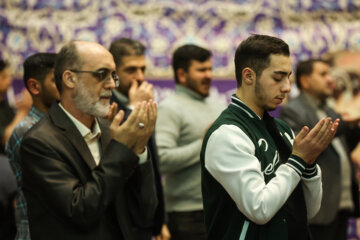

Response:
(200, 34), (339, 240)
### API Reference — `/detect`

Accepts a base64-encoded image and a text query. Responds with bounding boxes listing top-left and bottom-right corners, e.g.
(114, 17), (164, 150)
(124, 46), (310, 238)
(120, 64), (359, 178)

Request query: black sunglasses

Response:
(70, 68), (120, 87)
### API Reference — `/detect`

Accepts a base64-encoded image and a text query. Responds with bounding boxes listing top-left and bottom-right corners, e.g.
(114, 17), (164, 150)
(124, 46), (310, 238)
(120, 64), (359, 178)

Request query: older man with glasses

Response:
(19, 41), (158, 240)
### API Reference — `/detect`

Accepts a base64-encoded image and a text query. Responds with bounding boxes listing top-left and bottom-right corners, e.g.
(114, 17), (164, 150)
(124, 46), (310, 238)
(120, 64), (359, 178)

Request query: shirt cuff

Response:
(286, 154), (307, 177)
(138, 147), (148, 164)
(302, 162), (318, 179)
(127, 104), (135, 110)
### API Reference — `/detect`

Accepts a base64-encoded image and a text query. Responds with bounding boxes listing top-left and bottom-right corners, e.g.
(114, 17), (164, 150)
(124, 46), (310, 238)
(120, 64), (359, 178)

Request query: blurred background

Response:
(2, 0), (360, 104)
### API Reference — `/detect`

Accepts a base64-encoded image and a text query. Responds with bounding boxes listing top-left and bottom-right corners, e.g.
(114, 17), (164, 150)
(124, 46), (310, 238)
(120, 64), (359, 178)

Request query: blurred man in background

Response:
(279, 58), (359, 240)
(156, 44), (225, 240)
(6, 53), (60, 240)
(109, 38), (168, 240)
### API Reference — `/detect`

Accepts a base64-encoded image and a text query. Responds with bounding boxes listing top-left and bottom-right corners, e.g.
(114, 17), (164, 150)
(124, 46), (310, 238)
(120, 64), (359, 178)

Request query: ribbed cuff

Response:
(302, 162), (318, 179)
(286, 154), (307, 177)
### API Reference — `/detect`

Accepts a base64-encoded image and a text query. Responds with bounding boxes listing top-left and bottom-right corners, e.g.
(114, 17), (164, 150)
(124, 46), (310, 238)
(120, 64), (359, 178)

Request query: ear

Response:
(27, 78), (41, 95)
(63, 70), (76, 89)
(177, 68), (187, 85)
(242, 68), (256, 85)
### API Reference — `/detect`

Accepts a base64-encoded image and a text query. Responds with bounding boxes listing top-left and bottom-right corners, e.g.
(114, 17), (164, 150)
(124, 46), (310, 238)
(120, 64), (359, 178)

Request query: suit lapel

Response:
(49, 103), (97, 170)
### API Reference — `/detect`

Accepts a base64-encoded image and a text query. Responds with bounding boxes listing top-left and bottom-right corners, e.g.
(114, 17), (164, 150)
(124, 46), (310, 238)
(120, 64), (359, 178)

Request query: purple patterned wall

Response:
(2, 0), (360, 79)
(2, 0), (360, 117)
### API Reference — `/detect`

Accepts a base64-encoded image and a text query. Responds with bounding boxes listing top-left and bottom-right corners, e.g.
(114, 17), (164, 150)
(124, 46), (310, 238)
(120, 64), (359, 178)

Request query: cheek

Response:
(0, 80), (10, 90)
(46, 82), (57, 93)
(119, 74), (133, 86)
(197, 72), (207, 79)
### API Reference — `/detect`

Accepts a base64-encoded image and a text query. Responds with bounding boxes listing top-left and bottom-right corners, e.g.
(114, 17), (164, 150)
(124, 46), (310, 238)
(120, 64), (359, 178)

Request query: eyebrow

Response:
(273, 70), (292, 76)
(97, 67), (116, 72)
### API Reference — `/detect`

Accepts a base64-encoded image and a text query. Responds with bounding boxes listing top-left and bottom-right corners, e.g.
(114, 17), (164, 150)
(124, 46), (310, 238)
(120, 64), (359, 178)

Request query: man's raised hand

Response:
(292, 117), (339, 165)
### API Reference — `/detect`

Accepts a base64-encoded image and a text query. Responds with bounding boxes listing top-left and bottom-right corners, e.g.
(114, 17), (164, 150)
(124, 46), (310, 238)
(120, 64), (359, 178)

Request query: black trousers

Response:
(168, 210), (206, 240)
(309, 210), (351, 240)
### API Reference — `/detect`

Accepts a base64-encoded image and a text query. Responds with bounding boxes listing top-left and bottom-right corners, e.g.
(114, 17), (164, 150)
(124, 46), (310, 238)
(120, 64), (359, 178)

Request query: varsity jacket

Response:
(200, 95), (322, 240)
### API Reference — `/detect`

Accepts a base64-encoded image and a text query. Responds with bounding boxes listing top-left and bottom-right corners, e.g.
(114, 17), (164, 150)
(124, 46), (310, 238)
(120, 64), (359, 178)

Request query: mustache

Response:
(99, 91), (112, 98)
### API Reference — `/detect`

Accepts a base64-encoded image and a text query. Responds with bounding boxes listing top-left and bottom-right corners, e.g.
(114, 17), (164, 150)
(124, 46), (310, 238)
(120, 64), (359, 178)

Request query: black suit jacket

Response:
(111, 93), (165, 236)
(279, 93), (359, 224)
(20, 103), (158, 240)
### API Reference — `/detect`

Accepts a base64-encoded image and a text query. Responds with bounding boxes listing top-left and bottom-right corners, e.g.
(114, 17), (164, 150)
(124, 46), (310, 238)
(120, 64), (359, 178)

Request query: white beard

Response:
(74, 80), (111, 118)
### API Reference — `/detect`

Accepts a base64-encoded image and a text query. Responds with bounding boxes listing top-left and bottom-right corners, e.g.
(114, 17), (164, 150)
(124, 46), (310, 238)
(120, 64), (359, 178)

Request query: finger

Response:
(107, 102), (118, 121)
(295, 126), (310, 141)
(110, 110), (124, 129)
(148, 82), (153, 92)
(331, 119), (340, 132)
(126, 102), (141, 125)
(315, 118), (340, 149)
(148, 100), (157, 126)
(129, 80), (139, 93)
(307, 118), (326, 138)
(315, 119), (333, 145)
(144, 82), (153, 93)
(139, 81), (148, 89)
(137, 101), (147, 126)
(327, 119), (339, 141)
(312, 117), (331, 138)
(144, 101), (153, 130)
(107, 105), (114, 121)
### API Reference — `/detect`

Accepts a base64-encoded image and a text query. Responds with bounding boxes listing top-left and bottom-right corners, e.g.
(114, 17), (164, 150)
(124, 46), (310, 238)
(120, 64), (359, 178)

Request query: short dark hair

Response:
(172, 44), (212, 83)
(295, 59), (330, 89)
(234, 34), (290, 87)
(109, 38), (146, 68)
(23, 53), (56, 90)
(54, 42), (82, 94)
(0, 59), (8, 72)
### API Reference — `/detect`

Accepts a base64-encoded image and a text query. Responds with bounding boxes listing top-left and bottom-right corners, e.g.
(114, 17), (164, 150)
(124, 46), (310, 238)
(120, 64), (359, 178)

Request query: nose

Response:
(105, 76), (116, 89)
(205, 69), (212, 79)
(281, 78), (291, 93)
(327, 74), (334, 84)
(136, 69), (145, 83)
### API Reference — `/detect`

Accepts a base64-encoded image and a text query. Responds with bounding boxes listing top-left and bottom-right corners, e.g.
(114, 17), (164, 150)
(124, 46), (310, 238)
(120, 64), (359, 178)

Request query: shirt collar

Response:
(175, 84), (207, 101)
(230, 94), (262, 120)
(58, 103), (101, 139)
(29, 105), (46, 120)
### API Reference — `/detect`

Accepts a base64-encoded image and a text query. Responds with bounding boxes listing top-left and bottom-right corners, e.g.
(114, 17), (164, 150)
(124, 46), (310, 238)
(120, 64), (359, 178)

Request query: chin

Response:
(89, 102), (110, 118)
(200, 91), (209, 97)
(264, 105), (277, 112)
